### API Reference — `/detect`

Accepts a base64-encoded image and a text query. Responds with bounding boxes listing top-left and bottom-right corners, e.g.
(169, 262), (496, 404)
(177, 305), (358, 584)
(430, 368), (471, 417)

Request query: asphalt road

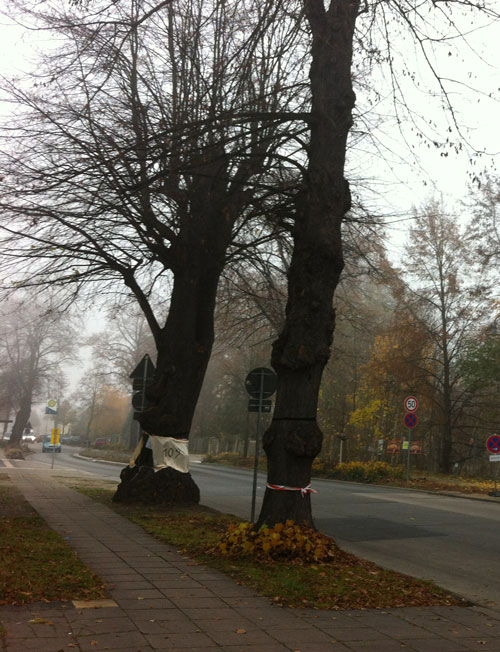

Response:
(17, 445), (500, 610)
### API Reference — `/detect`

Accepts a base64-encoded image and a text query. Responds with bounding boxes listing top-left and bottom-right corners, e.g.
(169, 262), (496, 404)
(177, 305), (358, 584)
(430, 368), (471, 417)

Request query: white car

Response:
(22, 434), (36, 444)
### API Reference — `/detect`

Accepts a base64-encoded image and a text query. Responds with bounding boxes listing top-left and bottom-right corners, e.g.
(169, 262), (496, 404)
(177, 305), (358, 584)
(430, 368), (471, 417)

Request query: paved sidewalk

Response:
(2, 468), (500, 652)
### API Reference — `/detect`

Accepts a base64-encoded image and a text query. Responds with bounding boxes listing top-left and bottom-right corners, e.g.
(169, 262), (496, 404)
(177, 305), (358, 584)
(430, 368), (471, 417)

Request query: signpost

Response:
(129, 354), (156, 449)
(486, 435), (500, 496)
(45, 399), (58, 415)
(387, 440), (401, 454)
(245, 367), (277, 522)
(404, 396), (418, 483)
(50, 427), (60, 469)
(130, 354), (156, 420)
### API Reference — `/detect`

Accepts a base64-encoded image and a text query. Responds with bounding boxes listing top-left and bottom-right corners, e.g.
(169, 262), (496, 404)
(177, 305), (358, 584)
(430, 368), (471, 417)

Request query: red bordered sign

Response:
(404, 396), (418, 412)
(404, 412), (418, 429)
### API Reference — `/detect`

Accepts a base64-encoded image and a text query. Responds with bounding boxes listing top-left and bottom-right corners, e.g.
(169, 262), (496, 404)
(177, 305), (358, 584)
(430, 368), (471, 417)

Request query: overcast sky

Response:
(0, 3), (498, 243)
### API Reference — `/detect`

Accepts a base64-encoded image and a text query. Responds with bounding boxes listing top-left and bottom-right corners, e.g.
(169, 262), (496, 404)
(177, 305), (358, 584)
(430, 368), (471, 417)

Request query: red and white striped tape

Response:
(266, 482), (318, 497)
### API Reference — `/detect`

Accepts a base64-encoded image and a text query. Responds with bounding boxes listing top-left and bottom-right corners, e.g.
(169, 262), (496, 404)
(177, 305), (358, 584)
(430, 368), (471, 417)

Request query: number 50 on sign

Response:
(404, 396), (418, 412)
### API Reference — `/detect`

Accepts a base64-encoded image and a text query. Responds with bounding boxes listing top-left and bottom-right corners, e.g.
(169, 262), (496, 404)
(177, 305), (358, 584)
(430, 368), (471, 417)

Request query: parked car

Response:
(22, 434), (36, 444)
(93, 438), (107, 448)
(42, 435), (62, 453)
(61, 435), (82, 446)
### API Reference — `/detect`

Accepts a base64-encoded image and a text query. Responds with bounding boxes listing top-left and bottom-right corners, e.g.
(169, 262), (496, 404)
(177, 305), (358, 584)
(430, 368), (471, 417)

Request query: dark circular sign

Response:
(245, 367), (277, 398)
(404, 412), (417, 429)
(486, 435), (500, 453)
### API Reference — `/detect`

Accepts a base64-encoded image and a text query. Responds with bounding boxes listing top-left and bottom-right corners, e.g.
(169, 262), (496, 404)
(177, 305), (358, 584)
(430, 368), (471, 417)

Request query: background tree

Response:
(0, 297), (77, 446)
(393, 201), (491, 472)
(0, 0), (307, 498)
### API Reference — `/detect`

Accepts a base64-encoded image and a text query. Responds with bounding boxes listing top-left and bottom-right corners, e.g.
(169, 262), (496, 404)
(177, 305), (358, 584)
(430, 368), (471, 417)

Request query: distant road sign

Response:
(404, 396), (418, 412)
(404, 412), (417, 428)
(490, 454), (500, 462)
(486, 435), (500, 454)
(45, 398), (58, 415)
(248, 398), (272, 413)
(245, 367), (277, 399)
(387, 440), (401, 454)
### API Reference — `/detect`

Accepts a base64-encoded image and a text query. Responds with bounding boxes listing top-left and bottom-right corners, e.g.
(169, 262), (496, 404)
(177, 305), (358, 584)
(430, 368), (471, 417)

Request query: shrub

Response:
(5, 446), (25, 460)
(331, 461), (404, 483)
(216, 520), (341, 564)
(203, 452), (255, 468)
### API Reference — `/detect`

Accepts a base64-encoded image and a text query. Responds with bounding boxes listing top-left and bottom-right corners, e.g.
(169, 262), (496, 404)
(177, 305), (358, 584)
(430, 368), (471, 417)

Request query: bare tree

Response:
(87, 307), (156, 389)
(395, 200), (491, 472)
(0, 0), (306, 496)
(0, 298), (77, 446)
(256, 0), (499, 527)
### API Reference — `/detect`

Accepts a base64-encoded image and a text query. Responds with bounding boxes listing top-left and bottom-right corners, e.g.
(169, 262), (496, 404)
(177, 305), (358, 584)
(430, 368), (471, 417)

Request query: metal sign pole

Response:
(406, 427), (411, 484)
(250, 370), (265, 523)
(51, 427), (56, 470)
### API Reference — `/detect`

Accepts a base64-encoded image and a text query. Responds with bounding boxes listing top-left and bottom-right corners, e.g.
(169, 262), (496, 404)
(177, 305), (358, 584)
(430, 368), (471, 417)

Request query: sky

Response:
(0, 3), (498, 245)
(0, 1), (499, 398)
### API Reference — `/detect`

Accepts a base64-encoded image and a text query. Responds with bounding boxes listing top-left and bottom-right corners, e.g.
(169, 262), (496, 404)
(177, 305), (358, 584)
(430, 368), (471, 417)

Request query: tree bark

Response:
(258, 0), (359, 528)
(10, 389), (33, 447)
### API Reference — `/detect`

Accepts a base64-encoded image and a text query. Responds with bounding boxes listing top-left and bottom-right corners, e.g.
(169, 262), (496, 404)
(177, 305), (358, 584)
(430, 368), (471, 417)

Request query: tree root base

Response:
(112, 465), (200, 505)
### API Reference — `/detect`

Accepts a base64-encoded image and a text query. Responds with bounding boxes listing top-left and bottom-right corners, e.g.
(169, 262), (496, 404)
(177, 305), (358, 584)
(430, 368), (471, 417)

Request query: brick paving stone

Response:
(342, 641), (416, 652)
(386, 626), (441, 639)
(235, 608), (313, 628)
(69, 615), (139, 635)
(145, 631), (216, 648)
(315, 626), (393, 641)
(222, 595), (278, 608)
(133, 617), (201, 634)
(221, 645), (294, 652)
(420, 621), (487, 638)
(3, 636), (79, 651)
(170, 596), (229, 609)
(124, 607), (196, 622)
(270, 626), (338, 645)
(210, 628), (280, 646)
(116, 597), (176, 610)
(400, 638), (470, 651)
(77, 630), (149, 649)
(141, 569), (186, 578)
(472, 607), (500, 621)
(460, 638), (500, 650)
(183, 607), (244, 620)
(160, 648), (226, 652)
(107, 579), (156, 589)
(110, 587), (165, 599)
(156, 587), (214, 599)
(298, 612), (364, 628)
(152, 578), (205, 589)
(65, 606), (125, 621)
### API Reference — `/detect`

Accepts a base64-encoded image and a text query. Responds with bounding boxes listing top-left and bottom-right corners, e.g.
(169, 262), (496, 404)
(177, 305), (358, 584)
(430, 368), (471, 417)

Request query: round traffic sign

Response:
(486, 435), (500, 454)
(404, 412), (418, 429)
(404, 396), (418, 412)
(245, 367), (277, 398)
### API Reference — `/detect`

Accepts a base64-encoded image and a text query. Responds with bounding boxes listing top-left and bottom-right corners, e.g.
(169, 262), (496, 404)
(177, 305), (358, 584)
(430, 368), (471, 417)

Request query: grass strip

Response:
(74, 484), (465, 610)
(0, 482), (107, 605)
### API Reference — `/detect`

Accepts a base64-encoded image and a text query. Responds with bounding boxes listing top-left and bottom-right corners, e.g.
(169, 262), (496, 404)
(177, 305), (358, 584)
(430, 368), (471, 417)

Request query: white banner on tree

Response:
(149, 436), (189, 473)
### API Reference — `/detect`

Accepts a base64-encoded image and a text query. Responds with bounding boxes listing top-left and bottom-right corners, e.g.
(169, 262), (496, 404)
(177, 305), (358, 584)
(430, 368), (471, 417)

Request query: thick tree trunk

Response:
(257, 0), (359, 528)
(10, 390), (33, 447)
(114, 213), (232, 504)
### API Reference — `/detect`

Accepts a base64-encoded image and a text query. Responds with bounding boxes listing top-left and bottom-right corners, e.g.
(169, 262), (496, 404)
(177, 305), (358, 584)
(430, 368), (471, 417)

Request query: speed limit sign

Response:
(404, 396), (418, 412)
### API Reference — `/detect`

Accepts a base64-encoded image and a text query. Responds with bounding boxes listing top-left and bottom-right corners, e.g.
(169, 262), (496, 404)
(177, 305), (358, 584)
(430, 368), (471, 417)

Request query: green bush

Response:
(331, 461), (404, 483)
